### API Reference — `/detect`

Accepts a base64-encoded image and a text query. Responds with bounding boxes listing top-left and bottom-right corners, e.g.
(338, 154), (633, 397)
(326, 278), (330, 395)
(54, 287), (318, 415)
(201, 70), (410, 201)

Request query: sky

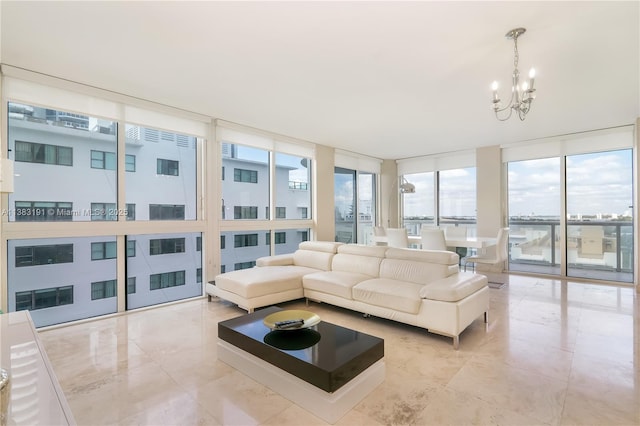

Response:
(403, 149), (633, 220)
(509, 150), (633, 218)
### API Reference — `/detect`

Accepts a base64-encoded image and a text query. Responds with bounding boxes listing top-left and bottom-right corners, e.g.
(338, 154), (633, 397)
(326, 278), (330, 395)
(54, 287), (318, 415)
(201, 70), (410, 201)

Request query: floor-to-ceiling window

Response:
(217, 123), (313, 273)
(399, 152), (476, 236)
(333, 152), (380, 245)
(566, 149), (633, 282)
(438, 167), (477, 236)
(505, 128), (634, 283)
(2, 75), (209, 326)
(508, 157), (561, 275)
(402, 172), (435, 235)
(334, 167), (356, 244)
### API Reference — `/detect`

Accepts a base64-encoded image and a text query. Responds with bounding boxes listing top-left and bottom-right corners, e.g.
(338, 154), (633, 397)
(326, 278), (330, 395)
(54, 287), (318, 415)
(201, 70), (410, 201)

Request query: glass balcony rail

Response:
(509, 219), (633, 283)
(288, 181), (308, 190)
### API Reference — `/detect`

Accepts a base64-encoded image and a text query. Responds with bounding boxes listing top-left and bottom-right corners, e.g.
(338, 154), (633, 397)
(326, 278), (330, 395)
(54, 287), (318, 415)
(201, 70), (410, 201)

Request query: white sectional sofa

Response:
(207, 241), (489, 348)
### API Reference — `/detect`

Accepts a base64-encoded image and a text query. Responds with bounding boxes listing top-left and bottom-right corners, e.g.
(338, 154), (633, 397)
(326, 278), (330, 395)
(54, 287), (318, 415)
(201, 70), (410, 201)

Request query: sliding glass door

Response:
(566, 150), (633, 282)
(507, 148), (633, 283)
(508, 157), (561, 275)
(334, 167), (377, 244)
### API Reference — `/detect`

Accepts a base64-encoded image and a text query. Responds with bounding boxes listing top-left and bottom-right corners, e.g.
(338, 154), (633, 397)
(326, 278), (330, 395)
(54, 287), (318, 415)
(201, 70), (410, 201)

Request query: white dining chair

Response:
(464, 227), (509, 272)
(420, 227), (447, 250)
(445, 226), (468, 259)
(386, 228), (409, 248)
(372, 226), (387, 246)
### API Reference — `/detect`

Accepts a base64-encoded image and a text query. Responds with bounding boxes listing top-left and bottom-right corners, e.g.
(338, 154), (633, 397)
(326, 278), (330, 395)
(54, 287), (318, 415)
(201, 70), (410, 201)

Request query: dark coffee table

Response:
(217, 306), (385, 423)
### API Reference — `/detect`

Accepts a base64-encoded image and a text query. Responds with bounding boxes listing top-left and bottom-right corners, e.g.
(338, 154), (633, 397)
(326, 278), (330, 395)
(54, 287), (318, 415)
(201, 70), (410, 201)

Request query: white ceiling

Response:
(1, 1), (638, 160)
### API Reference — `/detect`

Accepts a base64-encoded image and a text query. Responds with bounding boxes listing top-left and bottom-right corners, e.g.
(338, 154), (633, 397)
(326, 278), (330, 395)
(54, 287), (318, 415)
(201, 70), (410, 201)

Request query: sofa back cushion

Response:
(331, 244), (387, 276)
(293, 241), (343, 271)
(379, 248), (459, 285)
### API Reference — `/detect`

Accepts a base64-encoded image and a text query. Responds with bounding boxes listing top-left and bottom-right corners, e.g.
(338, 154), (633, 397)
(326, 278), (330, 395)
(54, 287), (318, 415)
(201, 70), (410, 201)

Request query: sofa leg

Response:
(484, 311), (489, 323)
(207, 294), (212, 302)
(363, 313), (371, 318)
(453, 336), (459, 350)
(305, 298), (309, 307)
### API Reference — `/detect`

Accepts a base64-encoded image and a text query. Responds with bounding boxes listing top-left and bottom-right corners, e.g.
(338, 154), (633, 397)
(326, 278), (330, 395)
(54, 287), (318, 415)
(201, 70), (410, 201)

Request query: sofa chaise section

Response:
(206, 241), (342, 312)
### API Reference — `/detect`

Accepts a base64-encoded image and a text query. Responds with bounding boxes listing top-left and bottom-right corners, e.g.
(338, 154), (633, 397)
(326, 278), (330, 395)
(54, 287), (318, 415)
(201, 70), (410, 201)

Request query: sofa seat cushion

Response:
(352, 278), (423, 314)
(303, 271), (371, 299)
(214, 266), (317, 299)
(419, 272), (488, 302)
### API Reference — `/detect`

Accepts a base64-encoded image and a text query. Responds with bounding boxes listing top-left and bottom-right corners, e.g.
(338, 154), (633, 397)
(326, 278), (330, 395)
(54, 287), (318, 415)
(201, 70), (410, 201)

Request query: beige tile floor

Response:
(39, 274), (640, 426)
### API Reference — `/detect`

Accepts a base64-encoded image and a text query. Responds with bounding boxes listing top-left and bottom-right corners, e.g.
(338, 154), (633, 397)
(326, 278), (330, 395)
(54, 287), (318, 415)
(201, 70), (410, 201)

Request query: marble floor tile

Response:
(37, 275), (639, 426)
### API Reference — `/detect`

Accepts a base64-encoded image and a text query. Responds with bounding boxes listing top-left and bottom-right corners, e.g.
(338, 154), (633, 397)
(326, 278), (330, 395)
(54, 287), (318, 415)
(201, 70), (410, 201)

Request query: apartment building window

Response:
(265, 231), (286, 245)
(127, 277), (136, 294)
(91, 202), (117, 221)
(276, 207), (286, 219)
(234, 261), (256, 270)
(91, 279), (117, 300)
(14, 201), (73, 222)
(196, 236), (202, 251)
(127, 240), (136, 257)
(91, 150), (116, 170)
(221, 235), (225, 249)
(234, 234), (258, 248)
(149, 204), (185, 220)
(15, 141), (73, 166)
(149, 238), (186, 255)
(234, 168), (258, 183)
(15, 286), (73, 311)
(221, 265), (226, 273)
(91, 241), (117, 260)
(234, 206), (258, 219)
(15, 244), (73, 267)
(91, 152), (134, 171)
(90, 203), (135, 221)
(150, 270), (185, 290)
(125, 154), (136, 172)
(196, 268), (202, 283)
(298, 207), (308, 219)
(126, 204), (135, 220)
(157, 158), (179, 176)
(222, 166), (225, 180)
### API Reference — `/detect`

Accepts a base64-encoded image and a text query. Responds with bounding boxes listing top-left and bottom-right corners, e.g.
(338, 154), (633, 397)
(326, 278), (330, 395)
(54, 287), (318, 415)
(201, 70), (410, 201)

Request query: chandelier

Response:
(491, 28), (536, 121)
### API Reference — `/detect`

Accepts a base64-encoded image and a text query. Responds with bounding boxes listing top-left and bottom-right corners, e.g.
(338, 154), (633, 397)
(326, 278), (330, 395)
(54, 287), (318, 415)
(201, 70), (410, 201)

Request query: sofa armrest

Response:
(256, 253), (295, 267)
(419, 272), (488, 302)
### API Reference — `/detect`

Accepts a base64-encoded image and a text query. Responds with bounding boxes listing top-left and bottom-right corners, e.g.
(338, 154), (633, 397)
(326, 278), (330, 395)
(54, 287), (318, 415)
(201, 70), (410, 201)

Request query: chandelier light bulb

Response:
(521, 81), (529, 91)
(491, 81), (499, 91)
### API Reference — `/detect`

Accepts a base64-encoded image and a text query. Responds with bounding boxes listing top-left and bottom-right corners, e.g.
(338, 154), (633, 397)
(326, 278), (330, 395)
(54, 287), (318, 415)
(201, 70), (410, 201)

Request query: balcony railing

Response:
(404, 217), (633, 283)
(288, 181), (308, 190)
(509, 219), (633, 283)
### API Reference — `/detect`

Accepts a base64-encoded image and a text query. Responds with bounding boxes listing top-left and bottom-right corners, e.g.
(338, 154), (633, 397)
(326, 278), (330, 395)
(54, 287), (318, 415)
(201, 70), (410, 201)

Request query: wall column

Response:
(380, 160), (398, 228)
(476, 145), (503, 237)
